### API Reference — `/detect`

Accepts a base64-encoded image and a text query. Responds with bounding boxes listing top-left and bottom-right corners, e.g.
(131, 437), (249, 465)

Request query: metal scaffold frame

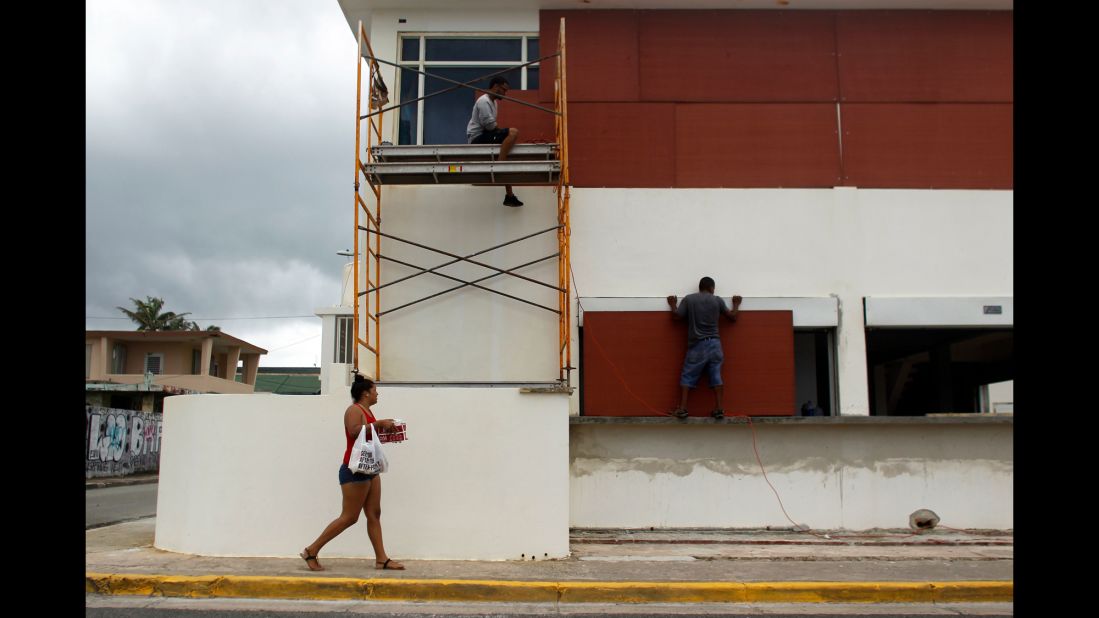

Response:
(351, 19), (572, 384)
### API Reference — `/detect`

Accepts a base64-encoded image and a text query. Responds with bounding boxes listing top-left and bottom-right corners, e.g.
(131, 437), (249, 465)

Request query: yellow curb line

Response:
(86, 573), (1012, 604)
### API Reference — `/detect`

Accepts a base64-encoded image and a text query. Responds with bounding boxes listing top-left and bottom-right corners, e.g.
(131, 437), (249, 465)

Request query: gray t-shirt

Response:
(466, 94), (497, 142)
(675, 292), (729, 346)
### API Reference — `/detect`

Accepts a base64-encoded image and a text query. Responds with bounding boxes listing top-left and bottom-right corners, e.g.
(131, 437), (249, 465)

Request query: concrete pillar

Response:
(241, 354), (260, 387)
(836, 293), (870, 416)
(98, 337), (110, 378)
(200, 337), (213, 377)
(225, 346), (241, 382)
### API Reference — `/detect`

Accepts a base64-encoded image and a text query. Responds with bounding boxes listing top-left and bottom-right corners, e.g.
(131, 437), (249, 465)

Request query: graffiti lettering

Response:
(86, 407), (163, 479)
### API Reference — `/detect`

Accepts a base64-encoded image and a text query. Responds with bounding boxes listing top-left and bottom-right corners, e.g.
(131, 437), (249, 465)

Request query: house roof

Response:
(85, 330), (268, 354)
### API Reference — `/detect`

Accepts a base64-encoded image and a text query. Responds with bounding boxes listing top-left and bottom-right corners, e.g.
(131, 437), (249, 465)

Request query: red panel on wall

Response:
(841, 103), (1013, 189)
(836, 11), (1013, 102)
(495, 90), (556, 143)
(675, 104), (841, 187)
(569, 103), (676, 187)
(539, 10), (640, 103)
(582, 311), (795, 417)
(638, 10), (839, 102)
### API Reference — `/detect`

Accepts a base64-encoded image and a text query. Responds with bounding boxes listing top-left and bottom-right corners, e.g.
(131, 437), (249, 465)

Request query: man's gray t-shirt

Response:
(676, 292), (729, 345)
(466, 94), (497, 142)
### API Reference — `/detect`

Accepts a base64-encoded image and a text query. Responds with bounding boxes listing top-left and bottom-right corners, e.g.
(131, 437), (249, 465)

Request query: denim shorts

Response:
(339, 464), (376, 485)
(679, 337), (724, 388)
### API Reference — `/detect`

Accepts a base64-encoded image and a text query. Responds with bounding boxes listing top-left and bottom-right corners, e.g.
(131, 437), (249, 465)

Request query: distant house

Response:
(85, 330), (268, 413)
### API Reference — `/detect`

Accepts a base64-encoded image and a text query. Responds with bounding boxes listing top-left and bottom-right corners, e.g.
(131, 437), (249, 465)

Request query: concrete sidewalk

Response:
(86, 519), (1012, 606)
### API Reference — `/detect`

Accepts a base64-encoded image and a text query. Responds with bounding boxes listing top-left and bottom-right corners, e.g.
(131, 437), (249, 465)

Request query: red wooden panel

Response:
(675, 104), (841, 188)
(841, 103), (1013, 189)
(495, 90), (556, 143)
(539, 10), (640, 103)
(639, 10), (839, 102)
(582, 311), (795, 417)
(837, 11), (1013, 102)
(569, 103), (676, 187)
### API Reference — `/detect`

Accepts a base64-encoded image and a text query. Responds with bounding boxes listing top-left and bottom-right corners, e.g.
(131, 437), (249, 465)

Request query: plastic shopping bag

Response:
(349, 424), (388, 475)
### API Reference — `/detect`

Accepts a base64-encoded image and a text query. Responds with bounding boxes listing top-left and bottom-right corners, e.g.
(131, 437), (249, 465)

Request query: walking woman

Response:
(301, 374), (405, 571)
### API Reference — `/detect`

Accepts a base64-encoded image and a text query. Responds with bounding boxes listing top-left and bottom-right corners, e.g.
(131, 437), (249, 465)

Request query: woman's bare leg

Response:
(302, 479), (370, 570)
(364, 475), (404, 569)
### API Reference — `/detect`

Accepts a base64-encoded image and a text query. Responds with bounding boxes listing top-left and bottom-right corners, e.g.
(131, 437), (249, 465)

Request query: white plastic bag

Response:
(349, 423), (388, 475)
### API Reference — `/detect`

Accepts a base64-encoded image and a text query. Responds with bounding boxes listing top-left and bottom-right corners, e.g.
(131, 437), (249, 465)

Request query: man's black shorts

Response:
(469, 127), (511, 144)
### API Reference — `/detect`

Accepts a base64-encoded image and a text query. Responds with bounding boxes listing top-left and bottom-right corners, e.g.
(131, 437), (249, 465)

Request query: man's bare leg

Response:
(500, 128), (520, 199)
(499, 127), (519, 160)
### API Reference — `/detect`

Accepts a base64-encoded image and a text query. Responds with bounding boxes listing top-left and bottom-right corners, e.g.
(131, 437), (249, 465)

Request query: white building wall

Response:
(155, 389), (570, 560)
(359, 186), (1011, 417)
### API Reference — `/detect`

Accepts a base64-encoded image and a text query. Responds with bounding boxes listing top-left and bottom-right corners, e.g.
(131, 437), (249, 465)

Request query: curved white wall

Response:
(155, 389), (570, 560)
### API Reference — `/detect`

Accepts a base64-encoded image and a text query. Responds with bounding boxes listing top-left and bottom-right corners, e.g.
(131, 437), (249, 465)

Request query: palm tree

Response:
(116, 296), (193, 331)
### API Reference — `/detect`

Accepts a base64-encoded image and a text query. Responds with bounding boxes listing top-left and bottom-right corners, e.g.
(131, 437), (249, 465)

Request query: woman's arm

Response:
(345, 406), (367, 437)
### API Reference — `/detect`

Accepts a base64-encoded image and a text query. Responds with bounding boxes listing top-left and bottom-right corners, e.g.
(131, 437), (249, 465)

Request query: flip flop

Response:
(300, 549), (324, 571)
(375, 558), (405, 570)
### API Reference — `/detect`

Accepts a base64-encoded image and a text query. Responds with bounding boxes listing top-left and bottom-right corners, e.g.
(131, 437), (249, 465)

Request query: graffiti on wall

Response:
(86, 406), (163, 478)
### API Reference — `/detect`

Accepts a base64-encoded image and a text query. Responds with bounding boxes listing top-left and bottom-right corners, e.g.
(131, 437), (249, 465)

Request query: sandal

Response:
(672, 407), (689, 419)
(711, 409), (725, 420)
(376, 558), (405, 570)
(300, 548), (324, 571)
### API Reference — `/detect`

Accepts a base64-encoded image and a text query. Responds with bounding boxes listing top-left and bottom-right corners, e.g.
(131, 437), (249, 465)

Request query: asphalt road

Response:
(86, 483), (158, 529)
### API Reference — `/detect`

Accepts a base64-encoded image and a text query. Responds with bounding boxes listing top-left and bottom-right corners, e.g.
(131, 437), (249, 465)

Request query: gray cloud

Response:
(87, 0), (358, 364)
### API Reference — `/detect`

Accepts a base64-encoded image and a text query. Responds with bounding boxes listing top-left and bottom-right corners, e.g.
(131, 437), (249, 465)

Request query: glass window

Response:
(398, 67), (419, 145)
(336, 316), (354, 364)
(401, 37), (419, 61)
(424, 66), (522, 145)
(426, 38), (521, 62)
(111, 344), (127, 374)
(397, 35), (540, 145)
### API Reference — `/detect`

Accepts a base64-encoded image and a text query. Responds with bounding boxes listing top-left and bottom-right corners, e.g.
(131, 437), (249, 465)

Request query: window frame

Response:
(144, 352), (165, 376)
(396, 32), (540, 145)
(111, 343), (128, 374)
(335, 316), (354, 364)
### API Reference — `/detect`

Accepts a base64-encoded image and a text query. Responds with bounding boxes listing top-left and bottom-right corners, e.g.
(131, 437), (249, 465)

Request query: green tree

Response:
(117, 296), (193, 331)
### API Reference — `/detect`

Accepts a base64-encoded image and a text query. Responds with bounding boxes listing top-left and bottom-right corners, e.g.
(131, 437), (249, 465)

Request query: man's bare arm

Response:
(667, 295), (684, 320)
(724, 295), (743, 321)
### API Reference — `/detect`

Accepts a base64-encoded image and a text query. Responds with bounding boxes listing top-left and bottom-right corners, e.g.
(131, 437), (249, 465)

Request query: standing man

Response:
(667, 277), (743, 420)
(466, 76), (523, 207)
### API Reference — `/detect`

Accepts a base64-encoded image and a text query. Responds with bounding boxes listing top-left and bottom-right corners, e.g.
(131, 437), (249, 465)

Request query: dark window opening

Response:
(795, 329), (835, 416)
(866, 328), (1013, 416)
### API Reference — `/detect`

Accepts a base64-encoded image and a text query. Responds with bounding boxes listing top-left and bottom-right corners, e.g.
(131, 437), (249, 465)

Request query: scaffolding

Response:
(351, 19), (571, 384)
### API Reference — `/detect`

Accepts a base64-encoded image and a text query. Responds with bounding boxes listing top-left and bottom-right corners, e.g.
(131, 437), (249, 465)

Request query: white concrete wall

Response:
(571, 422), (1013, 529)
(360, 185), (560, 381)
(362, 187), (1012, 417)
(155, 388), (570, 559)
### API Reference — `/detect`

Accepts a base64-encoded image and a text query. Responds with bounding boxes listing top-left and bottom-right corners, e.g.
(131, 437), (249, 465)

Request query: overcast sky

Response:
(86, 0), (358, 367)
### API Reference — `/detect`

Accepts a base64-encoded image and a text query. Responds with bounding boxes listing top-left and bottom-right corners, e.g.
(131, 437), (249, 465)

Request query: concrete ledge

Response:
(86, 573), (1012, 604)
